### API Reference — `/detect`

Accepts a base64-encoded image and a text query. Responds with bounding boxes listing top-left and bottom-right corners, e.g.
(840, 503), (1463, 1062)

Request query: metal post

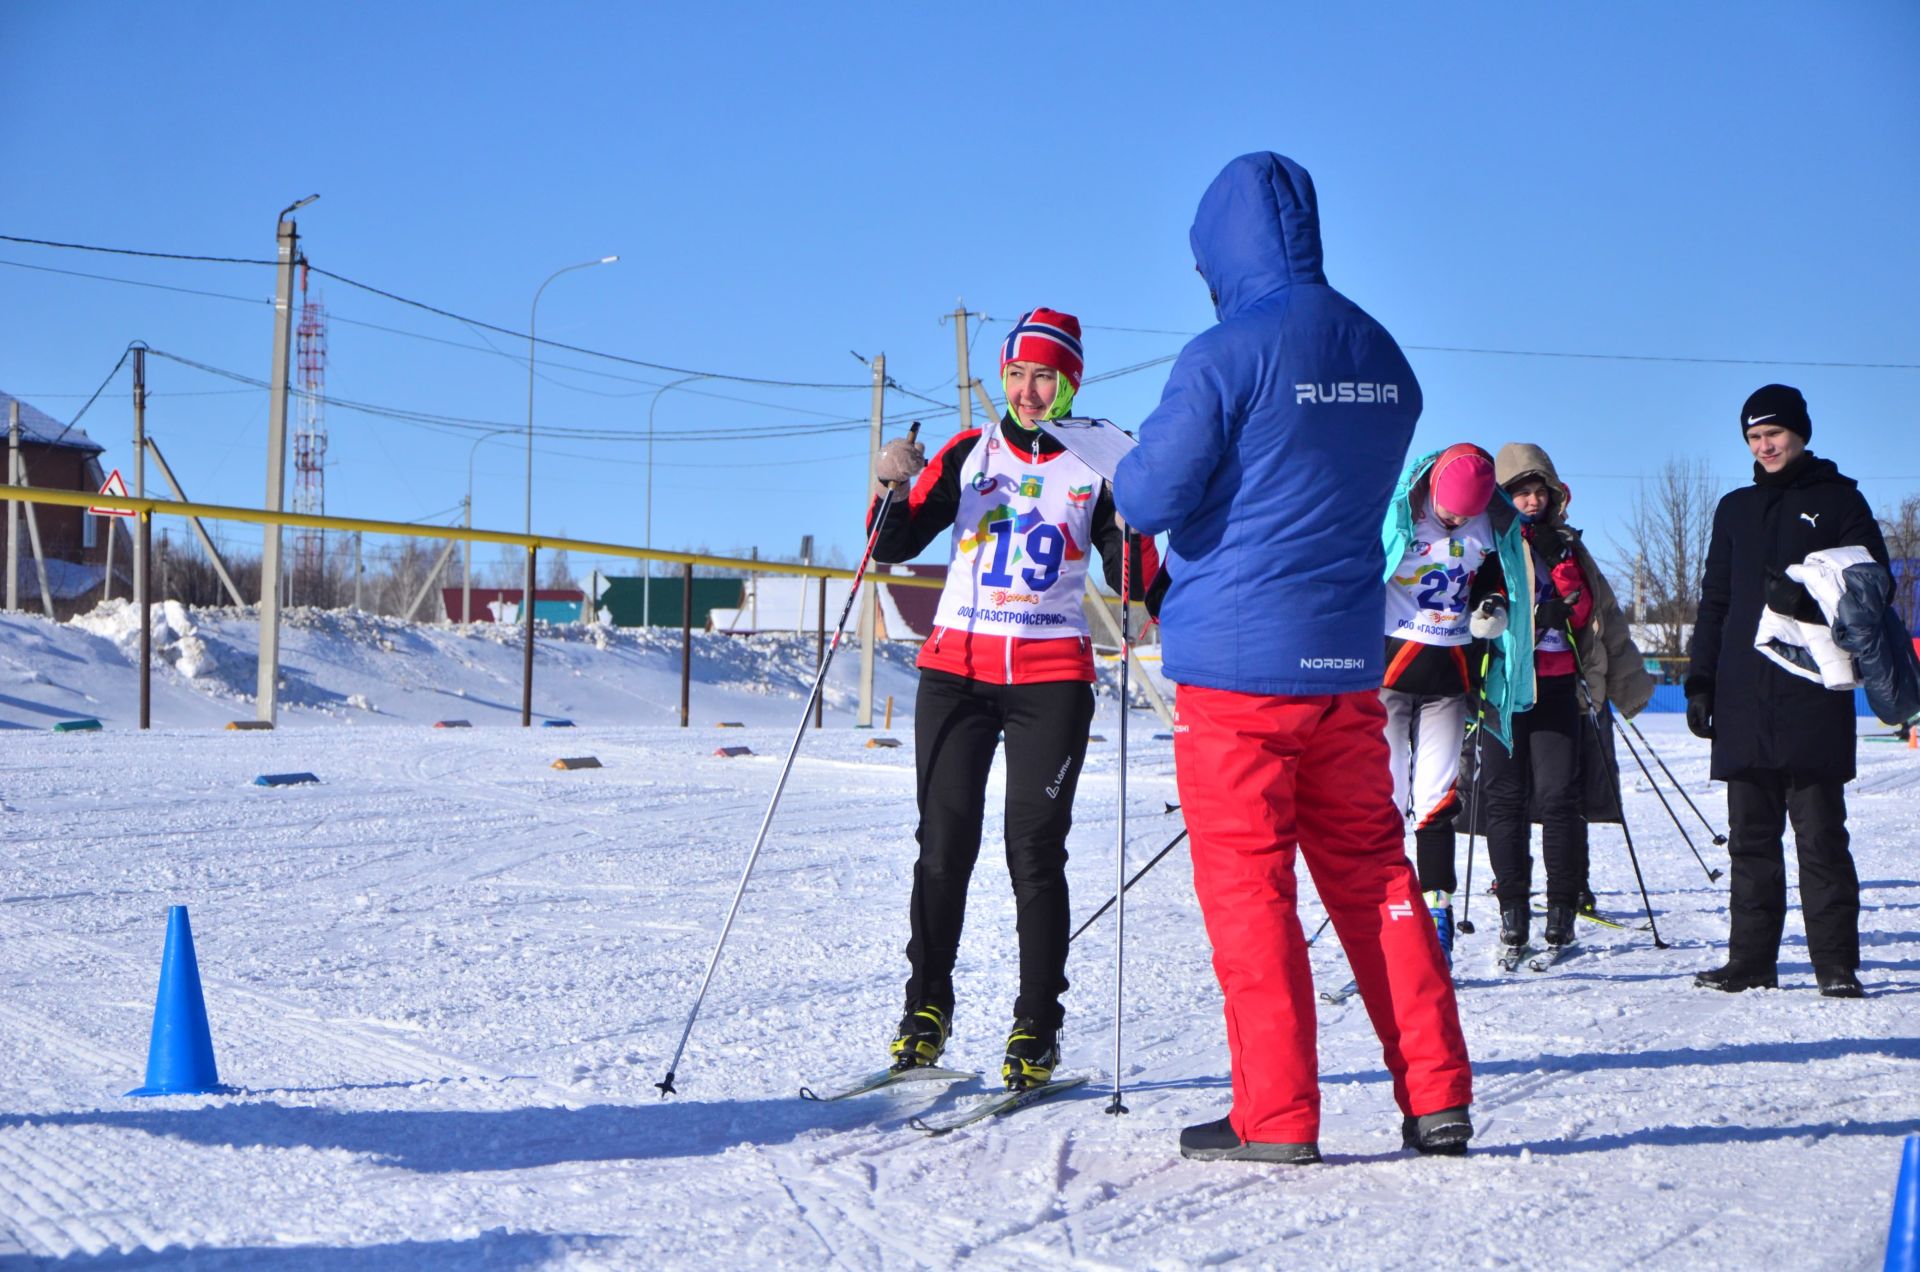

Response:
(138, 510), (151, 730)
(132, 347), (146, 609)
(462, 495), (473, 624)
(814, 568), (826, 729)
(5, 401), (17, 611)
(521, 545), (537, 726)
(145, 438), (244, 606)
(857, 352), (884, 727)
(256, 198), (312, 725)
(679, 561), (692, 727)
(749, 547), (759, 630)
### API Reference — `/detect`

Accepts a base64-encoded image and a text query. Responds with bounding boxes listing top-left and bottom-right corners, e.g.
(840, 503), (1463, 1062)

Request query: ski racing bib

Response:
(1384, 510), (1494, 646)
(931, 431), (1100, 640)
(1533, 567), (1571, 654)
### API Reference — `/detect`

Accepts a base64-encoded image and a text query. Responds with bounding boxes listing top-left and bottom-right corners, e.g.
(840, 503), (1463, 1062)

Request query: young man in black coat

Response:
(1685, 384), (1890, 998)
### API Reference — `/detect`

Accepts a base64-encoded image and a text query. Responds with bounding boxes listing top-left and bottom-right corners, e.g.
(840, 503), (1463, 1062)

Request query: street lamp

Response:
(463, 427), (517, 625)
(645, 373), (708, 627)
(523, 255), (616, 727)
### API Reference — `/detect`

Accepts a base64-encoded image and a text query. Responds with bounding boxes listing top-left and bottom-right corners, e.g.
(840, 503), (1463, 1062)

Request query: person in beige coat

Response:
(1490, 443), (1654, 930)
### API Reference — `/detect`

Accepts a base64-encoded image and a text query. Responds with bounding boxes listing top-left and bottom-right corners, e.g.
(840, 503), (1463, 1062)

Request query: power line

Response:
(0, 233), (276, 266)
(1403, 343), (1920, 371)
(306, 264), (877, 390)
(40, 345), (133, 449)
(141, 347), (924, 444)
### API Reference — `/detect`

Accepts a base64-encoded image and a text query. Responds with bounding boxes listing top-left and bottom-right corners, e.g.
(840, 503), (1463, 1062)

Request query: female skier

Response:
(1378, 443), (1531, 965)
(864, 308), (1155, 1090)
(1482, 441), (1649, 958)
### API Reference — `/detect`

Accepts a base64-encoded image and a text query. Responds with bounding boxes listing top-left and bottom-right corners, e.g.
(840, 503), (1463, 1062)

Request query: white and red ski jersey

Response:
(868, 415), (1157, 685)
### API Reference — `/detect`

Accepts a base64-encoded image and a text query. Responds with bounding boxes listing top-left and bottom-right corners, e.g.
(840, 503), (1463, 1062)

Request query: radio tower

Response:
(292, 265), (328, 596)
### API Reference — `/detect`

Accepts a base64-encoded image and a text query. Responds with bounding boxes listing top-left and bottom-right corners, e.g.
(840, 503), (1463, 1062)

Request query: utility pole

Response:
(857, 352), (885, 727)
(949, 302), (978, 437)
(132, 346), (146, 612)
(354, 531), (364, 611)
(256, 195), (316, 725)
(5, 401), (17, 612)
(462, 495), (472, 624)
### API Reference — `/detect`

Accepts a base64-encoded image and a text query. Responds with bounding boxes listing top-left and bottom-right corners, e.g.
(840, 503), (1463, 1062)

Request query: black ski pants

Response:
(1484, 672), (1585, 909)
(904, 668), (1094, 1032)
(1725, 774), (1858, 971)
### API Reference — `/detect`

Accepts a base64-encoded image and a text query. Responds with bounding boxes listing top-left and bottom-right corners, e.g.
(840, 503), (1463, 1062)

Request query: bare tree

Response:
(543, 542), (577, 590)
(1614, 457), (1719, 661)
(1881, 492), (1920, 631)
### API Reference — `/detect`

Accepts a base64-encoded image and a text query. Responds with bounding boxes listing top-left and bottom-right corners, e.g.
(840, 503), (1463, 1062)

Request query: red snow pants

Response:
(1174, 684), (1473, 1144)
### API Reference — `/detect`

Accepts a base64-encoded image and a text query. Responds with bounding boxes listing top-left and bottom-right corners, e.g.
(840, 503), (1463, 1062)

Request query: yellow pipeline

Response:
(0, 484), (945, 589)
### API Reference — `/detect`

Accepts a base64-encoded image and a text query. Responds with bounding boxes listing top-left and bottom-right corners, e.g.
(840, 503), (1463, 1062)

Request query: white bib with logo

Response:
(931, 430), (1101, 640)
(1384, 509), (1495, 646)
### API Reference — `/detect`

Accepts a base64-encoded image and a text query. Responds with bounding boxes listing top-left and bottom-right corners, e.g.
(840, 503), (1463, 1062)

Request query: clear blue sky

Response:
(3, 2), (1916, 581)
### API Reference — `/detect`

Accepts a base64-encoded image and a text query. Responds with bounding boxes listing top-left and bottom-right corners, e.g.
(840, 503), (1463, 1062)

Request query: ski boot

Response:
(888, 1004), (950, 1069)
(1692, 962), (1778, 993)
(1425, 890), (1454, 968)
(1180, 1117), (1321, 1164)
(1001, 1017), (1059, 1091)
(1576, 887), (1598, 917)
(1543, 902), (1576, 948)
(1402, 1106), (1473, 1156)
(1498, 901), (1529, 949)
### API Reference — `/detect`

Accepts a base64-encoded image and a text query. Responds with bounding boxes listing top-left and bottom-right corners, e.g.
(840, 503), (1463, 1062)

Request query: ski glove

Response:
(877, 437), (927, 491)
(1469, 596), (1508, 639)
(1686, 692), (1715, 740)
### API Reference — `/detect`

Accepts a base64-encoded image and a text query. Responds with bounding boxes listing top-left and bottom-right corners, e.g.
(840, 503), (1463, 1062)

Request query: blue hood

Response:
(1191, 152), (1328, 321)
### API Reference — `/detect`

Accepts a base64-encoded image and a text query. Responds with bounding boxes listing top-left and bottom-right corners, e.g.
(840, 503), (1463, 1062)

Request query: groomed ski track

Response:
(0, 613), (1915, 1266)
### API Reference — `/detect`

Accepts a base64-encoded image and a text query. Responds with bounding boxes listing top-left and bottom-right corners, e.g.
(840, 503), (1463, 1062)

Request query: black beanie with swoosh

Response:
(1740, 383), (1811, 443)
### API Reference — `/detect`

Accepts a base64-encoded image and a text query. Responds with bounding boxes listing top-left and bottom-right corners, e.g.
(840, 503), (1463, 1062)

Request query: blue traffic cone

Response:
(127, 906), (232, 1097)
(1891, 1136), (1920, 1272)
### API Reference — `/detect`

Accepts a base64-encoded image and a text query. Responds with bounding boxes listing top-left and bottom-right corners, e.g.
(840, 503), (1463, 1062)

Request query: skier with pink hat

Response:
(1377, 443), (1533, 966)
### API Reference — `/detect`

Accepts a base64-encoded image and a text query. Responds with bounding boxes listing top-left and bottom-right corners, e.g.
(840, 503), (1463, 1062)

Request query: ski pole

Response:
(1570, 668), (1669, 948)
(1106, 526), (1134, 1117)
(1456, 674), (1491, 937)
(655, 423), (918, 1096)
(1620, 715), (1728, 846)
(1070, 826), (1187, 944)
(1614, 719), (1722, 882)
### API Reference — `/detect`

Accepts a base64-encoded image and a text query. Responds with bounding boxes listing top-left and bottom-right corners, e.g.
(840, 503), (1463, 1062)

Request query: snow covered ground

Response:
(1, 605), (1917, 1268)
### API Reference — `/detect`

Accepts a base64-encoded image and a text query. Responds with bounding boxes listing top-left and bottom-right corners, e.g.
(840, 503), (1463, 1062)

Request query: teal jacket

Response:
(1380, 449), (1535, 750)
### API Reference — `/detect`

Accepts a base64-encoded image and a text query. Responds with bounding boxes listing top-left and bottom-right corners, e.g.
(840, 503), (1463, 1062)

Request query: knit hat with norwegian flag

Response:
(1001, 308), (1085, 422)
(1001, 308), (1084, 387)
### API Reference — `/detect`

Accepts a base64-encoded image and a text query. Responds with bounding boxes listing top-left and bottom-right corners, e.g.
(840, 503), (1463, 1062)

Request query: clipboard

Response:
(1034, 416), (1135, 482)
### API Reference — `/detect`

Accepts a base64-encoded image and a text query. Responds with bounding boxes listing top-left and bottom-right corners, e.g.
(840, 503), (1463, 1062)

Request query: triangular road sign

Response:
(89, 468), (136, 517)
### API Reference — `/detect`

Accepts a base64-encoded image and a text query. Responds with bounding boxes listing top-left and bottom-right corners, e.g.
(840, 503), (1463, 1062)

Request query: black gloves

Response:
(1534, 592), (1576, 634)
(1764, 568), (1824, 624)
(1686, 692), (1715, 740)
(1536, 523), (1577, 562)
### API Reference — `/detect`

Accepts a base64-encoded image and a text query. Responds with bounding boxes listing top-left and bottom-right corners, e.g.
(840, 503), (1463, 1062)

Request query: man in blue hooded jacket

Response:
(1114, 152), (1474, 1162)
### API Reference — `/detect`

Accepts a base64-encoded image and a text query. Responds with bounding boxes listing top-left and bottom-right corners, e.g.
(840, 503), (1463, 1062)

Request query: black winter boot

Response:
(1179, 1117), (1321, 1164)
(1693, 962), (1778, 992)
(1815, 966), (1864, 998)
(1543, 903), (1576, 948)
(1402, 1106), (1473, 1156)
